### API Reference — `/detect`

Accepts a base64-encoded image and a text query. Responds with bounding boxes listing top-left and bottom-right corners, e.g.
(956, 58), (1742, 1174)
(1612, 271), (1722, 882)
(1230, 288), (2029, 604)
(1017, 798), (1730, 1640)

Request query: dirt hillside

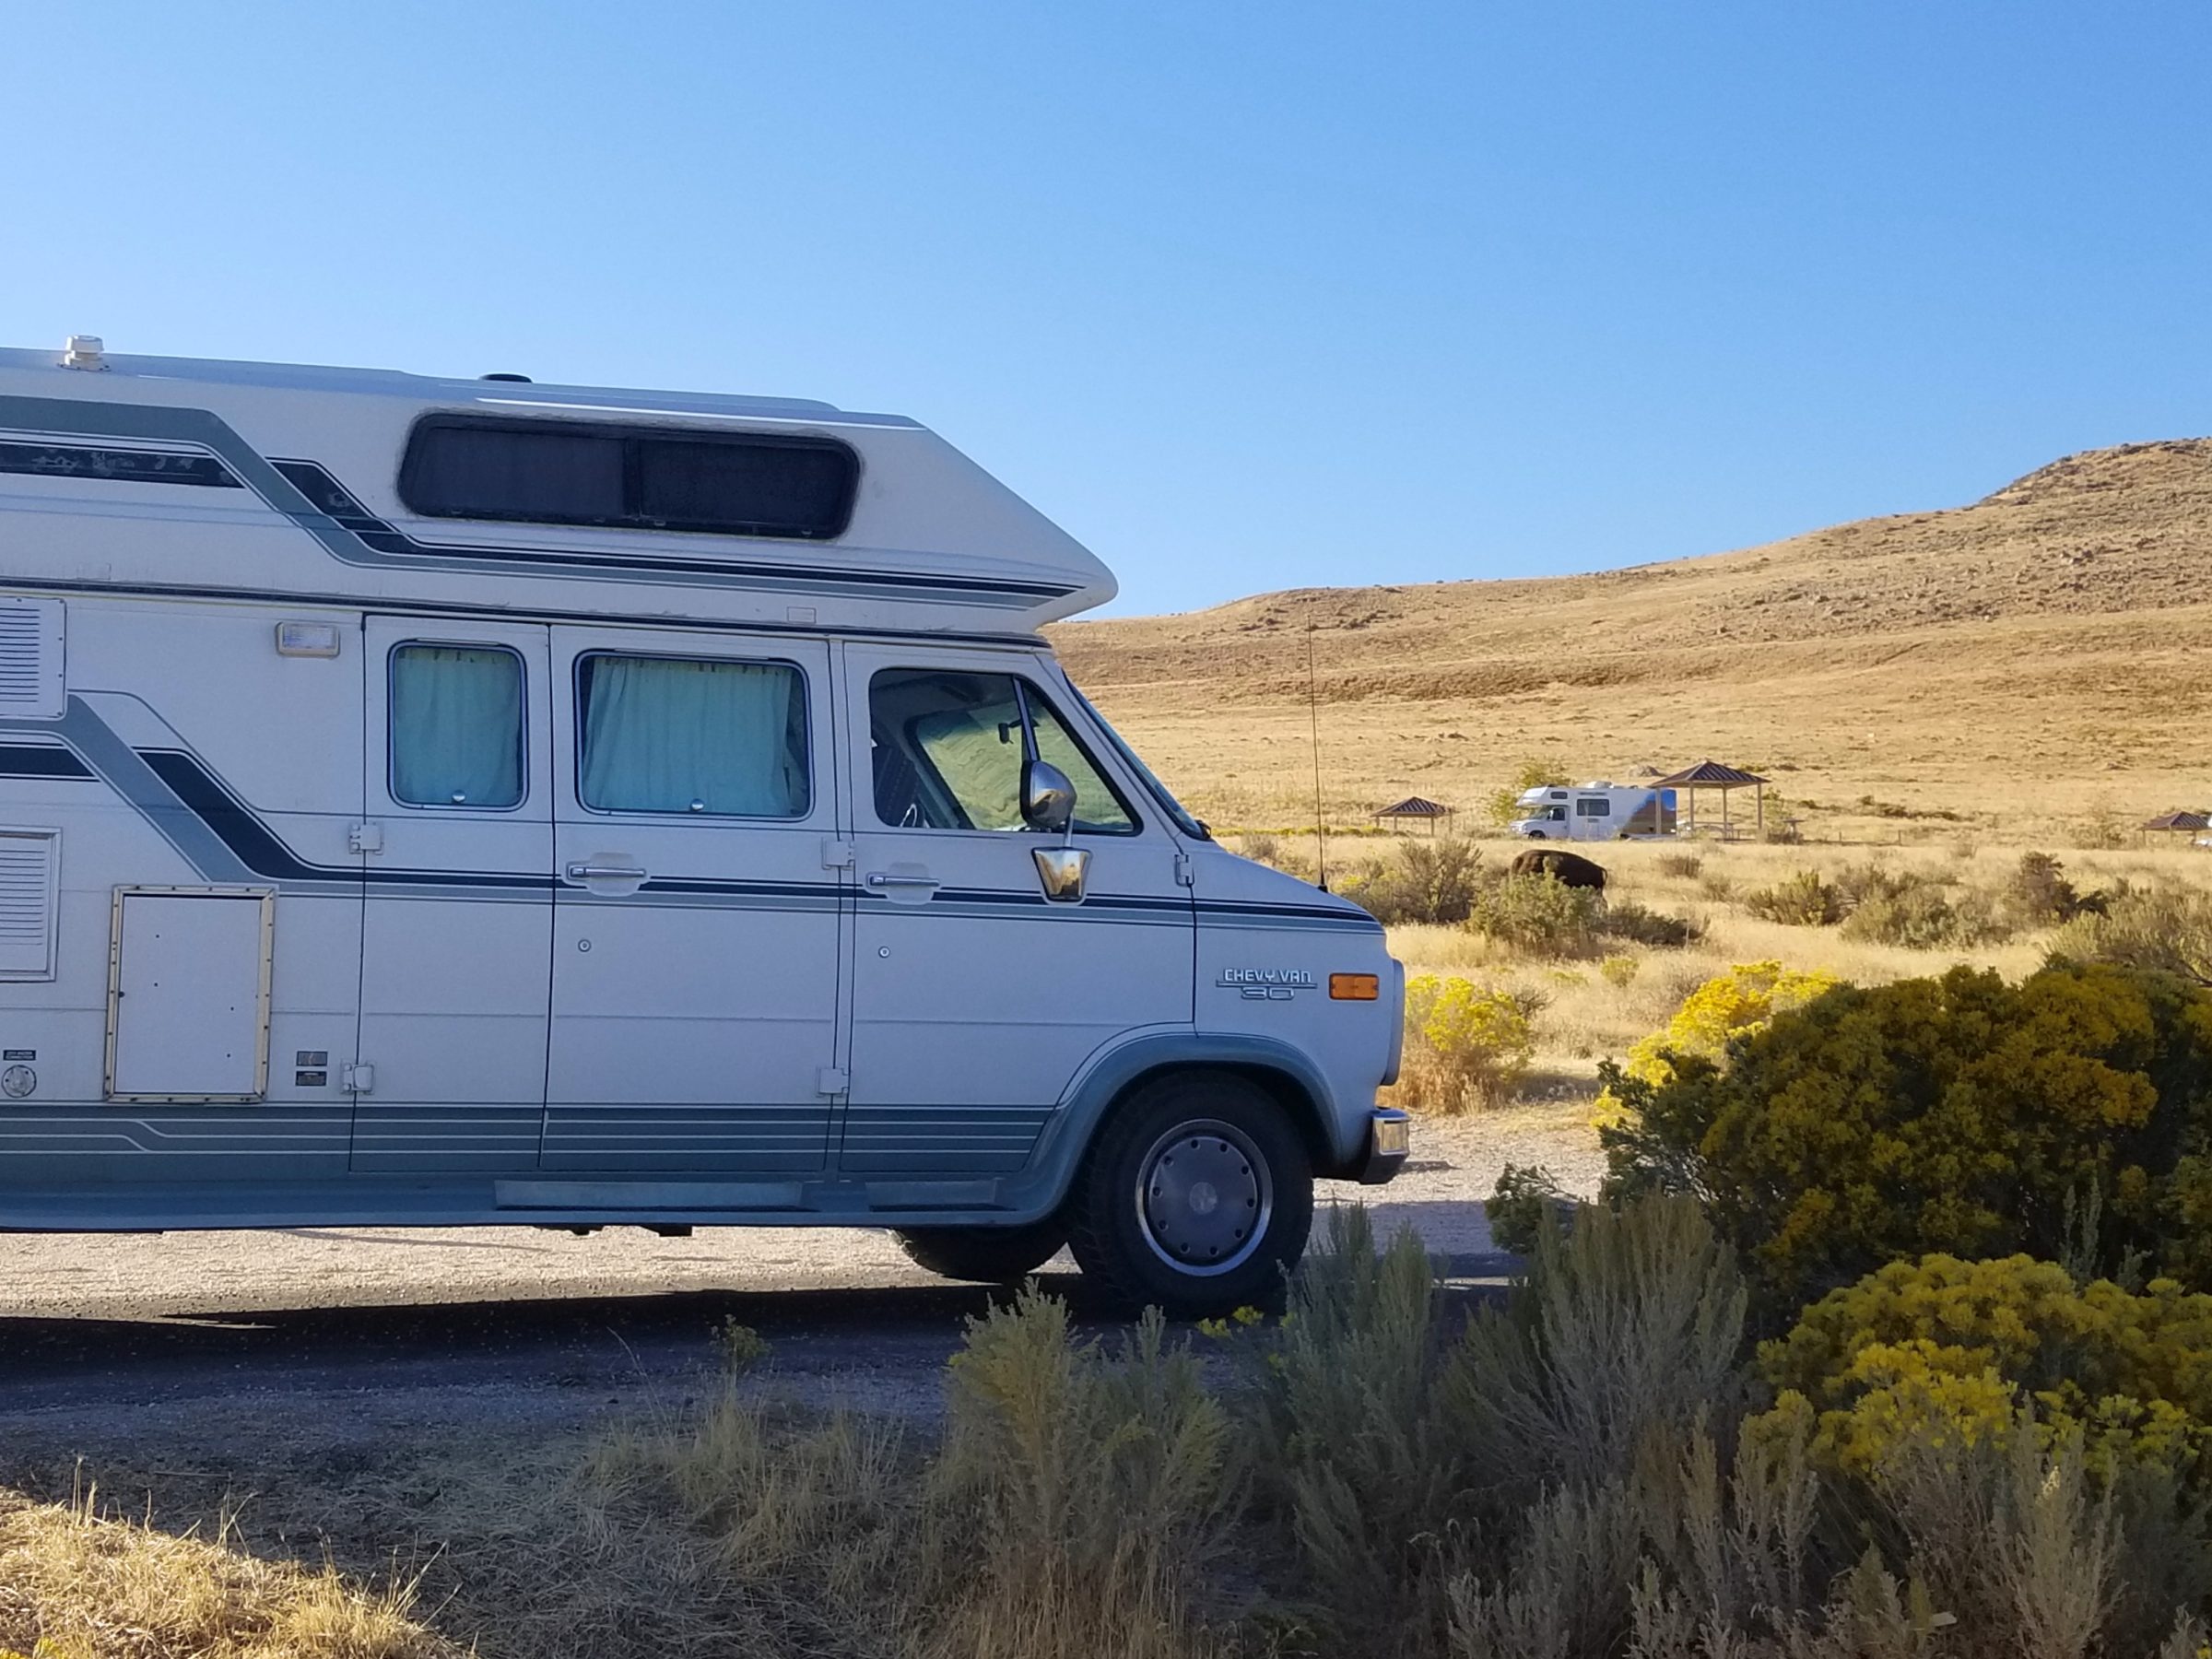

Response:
(1053, 439), (2212, 842)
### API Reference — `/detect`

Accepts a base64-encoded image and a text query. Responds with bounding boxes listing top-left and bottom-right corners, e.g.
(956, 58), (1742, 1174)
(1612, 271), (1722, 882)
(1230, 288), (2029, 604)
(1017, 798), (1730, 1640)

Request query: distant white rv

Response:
(1509, 782), (1677, 841)
(0, 337), (1410, 1315)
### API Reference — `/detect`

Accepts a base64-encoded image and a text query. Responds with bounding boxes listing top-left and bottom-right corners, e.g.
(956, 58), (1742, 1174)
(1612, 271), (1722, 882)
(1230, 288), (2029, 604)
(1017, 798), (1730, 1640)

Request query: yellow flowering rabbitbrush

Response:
(1601, 961), (2212, 1306)
(1752, 1253), (2212, 1482)
(1394, 974), (1535, 1112)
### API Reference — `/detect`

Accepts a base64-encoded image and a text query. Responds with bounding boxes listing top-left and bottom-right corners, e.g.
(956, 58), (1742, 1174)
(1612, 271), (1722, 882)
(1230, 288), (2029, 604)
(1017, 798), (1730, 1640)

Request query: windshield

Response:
(1060, 677), (1211, 841)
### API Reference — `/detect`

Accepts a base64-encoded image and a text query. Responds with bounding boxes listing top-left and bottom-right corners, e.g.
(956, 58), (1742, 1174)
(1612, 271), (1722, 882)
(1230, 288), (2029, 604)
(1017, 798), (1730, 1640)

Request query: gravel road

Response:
(0, 1108), (1601, 1468)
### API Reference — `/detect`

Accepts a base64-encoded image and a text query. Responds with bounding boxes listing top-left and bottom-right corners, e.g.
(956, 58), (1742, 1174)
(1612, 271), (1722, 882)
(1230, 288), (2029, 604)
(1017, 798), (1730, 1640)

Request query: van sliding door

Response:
(353, 618), (554, 1171)
(542, 628), (842, 1175)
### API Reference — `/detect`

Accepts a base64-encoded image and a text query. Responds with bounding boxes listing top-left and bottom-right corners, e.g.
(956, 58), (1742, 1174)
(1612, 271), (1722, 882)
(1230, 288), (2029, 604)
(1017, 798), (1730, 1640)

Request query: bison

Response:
(1509, 848), (1607, 892)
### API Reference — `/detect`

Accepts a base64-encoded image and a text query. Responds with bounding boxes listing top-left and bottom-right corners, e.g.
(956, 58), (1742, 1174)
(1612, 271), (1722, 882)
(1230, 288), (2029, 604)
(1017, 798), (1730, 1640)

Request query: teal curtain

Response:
(391, 645), (524, 807)
(581, 655), (808, 817)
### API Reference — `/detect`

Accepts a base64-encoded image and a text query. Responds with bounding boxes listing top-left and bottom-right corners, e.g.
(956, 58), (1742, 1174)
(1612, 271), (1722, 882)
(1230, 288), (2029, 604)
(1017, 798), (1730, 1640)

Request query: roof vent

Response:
(61, 335), (107, 371)
(479, 372), (533, 382)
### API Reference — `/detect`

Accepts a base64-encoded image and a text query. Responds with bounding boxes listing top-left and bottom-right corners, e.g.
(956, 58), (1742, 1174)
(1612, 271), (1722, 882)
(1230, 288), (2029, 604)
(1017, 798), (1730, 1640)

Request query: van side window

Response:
(1576, 797), (1609, 818)
(576, 653), (809, 818)
(389, 643), (525, 808)
(869, 668), (1135, 834)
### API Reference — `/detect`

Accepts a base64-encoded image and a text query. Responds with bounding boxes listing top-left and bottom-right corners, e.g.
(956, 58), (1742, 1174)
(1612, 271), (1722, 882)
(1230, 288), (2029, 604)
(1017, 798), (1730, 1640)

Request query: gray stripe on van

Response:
(0, 698), (259, 884)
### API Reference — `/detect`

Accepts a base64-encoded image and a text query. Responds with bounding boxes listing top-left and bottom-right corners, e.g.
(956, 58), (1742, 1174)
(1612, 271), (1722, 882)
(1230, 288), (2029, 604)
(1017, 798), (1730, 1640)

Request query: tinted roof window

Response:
(636, 438), (854, 537)
(404, 425), (625, 523)
(400, 418), (857, 540)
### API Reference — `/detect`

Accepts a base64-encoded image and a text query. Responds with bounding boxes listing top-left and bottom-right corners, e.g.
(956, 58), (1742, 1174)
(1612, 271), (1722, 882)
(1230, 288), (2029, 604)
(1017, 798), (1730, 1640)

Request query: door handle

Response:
(567, 861), (650, 882)
(865, 872), (941, 890)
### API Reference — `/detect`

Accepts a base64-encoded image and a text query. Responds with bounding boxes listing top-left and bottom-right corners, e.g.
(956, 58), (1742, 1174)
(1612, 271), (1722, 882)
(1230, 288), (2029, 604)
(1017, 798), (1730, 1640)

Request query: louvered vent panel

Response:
(0, 829), (60, 980)
(0, 600), (65, 719)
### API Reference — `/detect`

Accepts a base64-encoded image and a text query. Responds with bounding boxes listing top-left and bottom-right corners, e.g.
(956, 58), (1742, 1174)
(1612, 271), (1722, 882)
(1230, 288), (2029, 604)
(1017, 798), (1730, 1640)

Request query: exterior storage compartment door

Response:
(106, 888), (275, 1101)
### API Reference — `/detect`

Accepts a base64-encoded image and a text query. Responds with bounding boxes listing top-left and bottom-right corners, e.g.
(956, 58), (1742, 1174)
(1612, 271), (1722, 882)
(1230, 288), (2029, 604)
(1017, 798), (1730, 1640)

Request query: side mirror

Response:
(1020, 759), (1076, 834)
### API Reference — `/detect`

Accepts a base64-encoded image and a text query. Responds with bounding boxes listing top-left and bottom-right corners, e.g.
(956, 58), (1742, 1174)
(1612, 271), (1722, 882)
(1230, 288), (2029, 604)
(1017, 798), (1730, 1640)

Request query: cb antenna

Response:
(1306, 623), (1328, 891)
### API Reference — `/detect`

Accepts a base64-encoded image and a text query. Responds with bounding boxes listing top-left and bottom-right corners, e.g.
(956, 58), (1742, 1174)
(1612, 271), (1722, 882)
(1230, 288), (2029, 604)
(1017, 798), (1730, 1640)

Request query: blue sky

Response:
(3, 4), (2206, 615)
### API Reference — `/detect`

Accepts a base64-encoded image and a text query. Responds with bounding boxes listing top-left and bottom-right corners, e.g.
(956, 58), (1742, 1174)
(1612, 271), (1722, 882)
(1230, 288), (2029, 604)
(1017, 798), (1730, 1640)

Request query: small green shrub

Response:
(1396, 975), (1535, 1112)
(1488, 758), (1571, 825)
(2051, 881), (2212, 983)
(717, 1317), (771, 1380)
(1599, 897), (1704, 948)
(1486, 1163), (1571, 1254)
(1464, 872), (1601, 957)
(1337, 838), (1483, 926)
(1601, 961), (2212, 1309)
(1597, 953), (1640, 988)
(1755, 1253), (2212, 1485)
(1743, 868), (1845, 926)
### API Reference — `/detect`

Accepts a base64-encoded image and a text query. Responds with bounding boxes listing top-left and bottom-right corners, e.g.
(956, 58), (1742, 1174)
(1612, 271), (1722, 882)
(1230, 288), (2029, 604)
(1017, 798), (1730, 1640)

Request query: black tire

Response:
(1066, 1069), (1314, 1317)
(894, 1218), (1068, 1285)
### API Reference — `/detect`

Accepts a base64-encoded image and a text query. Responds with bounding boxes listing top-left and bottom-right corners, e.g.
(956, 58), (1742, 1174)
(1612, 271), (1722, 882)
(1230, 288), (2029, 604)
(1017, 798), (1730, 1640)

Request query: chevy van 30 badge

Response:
(1218, 968), (1316, 999)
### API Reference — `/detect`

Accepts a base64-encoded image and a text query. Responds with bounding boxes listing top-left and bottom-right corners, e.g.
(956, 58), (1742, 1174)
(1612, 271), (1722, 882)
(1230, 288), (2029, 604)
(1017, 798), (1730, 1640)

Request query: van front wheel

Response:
(894, 1220), (1068, 1285)
(1067, 1072), (1314, 1317)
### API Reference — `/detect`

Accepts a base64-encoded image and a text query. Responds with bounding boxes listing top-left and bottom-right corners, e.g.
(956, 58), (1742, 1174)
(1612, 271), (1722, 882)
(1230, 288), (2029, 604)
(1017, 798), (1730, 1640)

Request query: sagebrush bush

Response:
(1486, 1163), (1571, 1253)
(1598, 953), (1640, 988)
(1338, 838), (1483, 926)
(1836, 864), (2012, 948)
(1464, 872), (1601, 956)
(1602, 961), (2212, 1309)
(1743, 868), (1845, 926)
(1756, 1253), (2212, 1486)
(1656, 852), (1704, 881)
(937, 1288), (1234, 1657)
(1599, 897), (1704, 948)
(2052, 880), (2212, 983)
(1395, 974), (1535, 1112)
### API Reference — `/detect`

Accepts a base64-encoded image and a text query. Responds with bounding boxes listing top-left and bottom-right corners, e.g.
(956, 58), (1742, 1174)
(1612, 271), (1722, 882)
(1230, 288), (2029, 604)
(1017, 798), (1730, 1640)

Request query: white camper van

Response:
(1509, 782), (1677, 841)
(0, 339), (1406, 1314)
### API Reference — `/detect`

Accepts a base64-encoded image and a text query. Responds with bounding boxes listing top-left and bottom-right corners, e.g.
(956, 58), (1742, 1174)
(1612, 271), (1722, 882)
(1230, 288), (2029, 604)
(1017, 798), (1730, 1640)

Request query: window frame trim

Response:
(383, 639), (531, 814)
(396, 414), (862, 543)
(865, 666), (1145, 838)
(571, 648), (816, 823)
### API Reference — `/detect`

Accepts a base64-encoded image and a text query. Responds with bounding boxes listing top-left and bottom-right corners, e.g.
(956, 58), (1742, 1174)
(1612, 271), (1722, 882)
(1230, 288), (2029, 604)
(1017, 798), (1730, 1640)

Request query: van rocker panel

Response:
(0, 1034), (1359, 1231)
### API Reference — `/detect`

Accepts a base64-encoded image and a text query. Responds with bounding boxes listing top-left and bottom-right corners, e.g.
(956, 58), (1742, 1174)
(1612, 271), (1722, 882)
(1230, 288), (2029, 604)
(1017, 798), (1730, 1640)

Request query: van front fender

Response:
(986, 1032), (1353, 1225)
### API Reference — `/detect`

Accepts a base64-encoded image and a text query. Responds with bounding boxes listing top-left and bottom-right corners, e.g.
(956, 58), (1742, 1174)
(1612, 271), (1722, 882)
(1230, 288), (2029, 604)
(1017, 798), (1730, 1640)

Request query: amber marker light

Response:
(1329, 974), (1381, 1001)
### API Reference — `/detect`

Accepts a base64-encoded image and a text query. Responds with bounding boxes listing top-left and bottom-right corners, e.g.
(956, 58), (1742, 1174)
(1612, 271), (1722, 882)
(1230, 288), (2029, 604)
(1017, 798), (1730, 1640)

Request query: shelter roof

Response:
(1374, 795), (1453, 818)
(1650, 759), (1769, 788)
(2142, 811), (2210, 831)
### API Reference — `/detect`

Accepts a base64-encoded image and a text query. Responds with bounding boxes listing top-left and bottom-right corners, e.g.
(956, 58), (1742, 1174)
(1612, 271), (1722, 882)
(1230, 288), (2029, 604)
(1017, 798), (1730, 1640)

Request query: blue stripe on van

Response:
(0, 743), (94, 779)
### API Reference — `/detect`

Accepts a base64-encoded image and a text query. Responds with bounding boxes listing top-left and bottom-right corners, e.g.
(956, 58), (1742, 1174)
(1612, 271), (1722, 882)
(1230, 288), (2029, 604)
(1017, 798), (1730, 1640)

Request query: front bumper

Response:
(1348, 1107), (1411, 1185)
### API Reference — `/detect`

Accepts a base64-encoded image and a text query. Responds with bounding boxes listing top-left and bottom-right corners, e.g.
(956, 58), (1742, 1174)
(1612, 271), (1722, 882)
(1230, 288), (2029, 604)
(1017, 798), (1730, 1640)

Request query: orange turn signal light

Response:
(1330, 973), (1381, 1001)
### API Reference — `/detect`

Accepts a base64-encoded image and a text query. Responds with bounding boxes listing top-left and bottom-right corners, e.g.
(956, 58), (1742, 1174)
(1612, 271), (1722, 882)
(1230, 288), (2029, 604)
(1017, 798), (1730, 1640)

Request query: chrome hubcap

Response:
(1135, 1118), (1272, 1276)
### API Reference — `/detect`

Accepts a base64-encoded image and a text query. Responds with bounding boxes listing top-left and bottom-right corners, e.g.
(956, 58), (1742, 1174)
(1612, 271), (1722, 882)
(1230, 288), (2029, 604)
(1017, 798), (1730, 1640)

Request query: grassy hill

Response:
(1054, 438), (2212, 843)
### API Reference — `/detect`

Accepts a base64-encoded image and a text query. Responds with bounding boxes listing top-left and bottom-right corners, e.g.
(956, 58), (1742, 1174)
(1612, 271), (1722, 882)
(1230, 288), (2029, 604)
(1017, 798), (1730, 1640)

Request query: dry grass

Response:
(1056, 437), (2212, 846)
(0, 1486), (456, 1659)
